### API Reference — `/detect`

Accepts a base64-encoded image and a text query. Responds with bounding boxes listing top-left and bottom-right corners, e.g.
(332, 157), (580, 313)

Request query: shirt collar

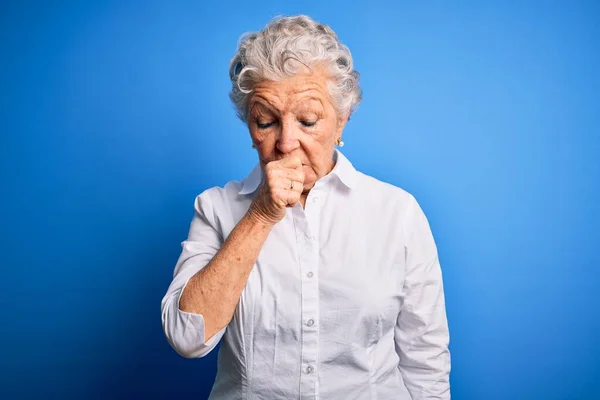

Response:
(238, 162), (263, 195)
(238, 149), (357, 196)
(329, 149), (358, 190)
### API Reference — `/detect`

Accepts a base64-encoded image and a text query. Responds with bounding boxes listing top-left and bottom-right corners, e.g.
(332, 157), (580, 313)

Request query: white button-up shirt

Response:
(161, 150), (450, 399)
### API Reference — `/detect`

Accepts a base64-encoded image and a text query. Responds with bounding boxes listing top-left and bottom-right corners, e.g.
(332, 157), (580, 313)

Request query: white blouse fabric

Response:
(161, 150), (450, 399)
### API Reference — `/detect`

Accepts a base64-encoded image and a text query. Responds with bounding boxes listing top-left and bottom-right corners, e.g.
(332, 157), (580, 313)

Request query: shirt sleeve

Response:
(395, 195), (451, 399)
(160, 189), (227, 358)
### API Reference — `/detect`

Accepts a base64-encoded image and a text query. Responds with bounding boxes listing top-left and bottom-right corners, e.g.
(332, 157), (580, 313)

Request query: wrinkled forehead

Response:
(248, 74), (331, 115)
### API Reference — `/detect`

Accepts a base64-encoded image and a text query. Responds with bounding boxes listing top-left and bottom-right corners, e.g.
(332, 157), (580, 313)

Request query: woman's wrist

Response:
(245, 205), (279, 229)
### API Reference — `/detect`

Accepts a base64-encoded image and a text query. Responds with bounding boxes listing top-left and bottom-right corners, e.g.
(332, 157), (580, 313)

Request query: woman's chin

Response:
(302, 181), (316, 192)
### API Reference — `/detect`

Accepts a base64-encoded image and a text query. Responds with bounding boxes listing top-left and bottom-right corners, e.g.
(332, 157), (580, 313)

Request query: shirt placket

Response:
(293, 192), (321, 400)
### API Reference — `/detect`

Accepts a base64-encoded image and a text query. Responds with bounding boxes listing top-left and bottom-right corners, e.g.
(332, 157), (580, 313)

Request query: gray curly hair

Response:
(229, 15), (362, 122)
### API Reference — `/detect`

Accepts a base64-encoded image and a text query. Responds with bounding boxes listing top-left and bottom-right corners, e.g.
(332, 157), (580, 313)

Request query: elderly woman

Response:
(161, 15), (450, 399)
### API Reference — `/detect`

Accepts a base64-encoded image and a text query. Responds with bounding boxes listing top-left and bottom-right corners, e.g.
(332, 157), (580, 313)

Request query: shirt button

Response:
(305, 365), (314, 374)
(307, 319), (314, 327)
(307, 272), (313, 278)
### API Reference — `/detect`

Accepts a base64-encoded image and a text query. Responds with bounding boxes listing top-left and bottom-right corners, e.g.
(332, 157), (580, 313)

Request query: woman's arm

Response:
(178, 211), (274, 340)
(395, 195), (451, 399)
(161, 156), (304, 358)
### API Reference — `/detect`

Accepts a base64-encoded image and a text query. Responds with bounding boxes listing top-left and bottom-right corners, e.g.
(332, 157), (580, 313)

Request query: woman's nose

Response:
(276, 120), (300, 154)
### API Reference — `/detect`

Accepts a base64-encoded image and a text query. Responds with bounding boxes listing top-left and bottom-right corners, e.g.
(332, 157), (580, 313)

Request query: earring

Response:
(251, 143), (256, 149)
(337, 138), (344, 147)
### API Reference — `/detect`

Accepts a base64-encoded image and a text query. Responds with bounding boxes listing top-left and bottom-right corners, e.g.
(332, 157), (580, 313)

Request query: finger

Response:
(289, 179), (304, 194)
(275, 168), (305, 184)
(270, 187), (296, 208)
(278, 156), (302, 170)
(265, 166), (304, 187)
(284, 185), (301, 206)
(265, 158), (302, 174)
(269, 177), (301, 206)
(266, 175), (291, 189)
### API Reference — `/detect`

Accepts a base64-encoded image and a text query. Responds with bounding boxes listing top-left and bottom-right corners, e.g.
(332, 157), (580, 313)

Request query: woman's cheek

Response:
(303, 165), (317, 184)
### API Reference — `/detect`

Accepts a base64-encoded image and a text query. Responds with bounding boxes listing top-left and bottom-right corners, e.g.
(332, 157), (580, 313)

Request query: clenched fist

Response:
(247, 156), (305, 225)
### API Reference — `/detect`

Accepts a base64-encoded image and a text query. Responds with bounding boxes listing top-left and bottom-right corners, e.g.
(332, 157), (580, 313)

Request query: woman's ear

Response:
(336, 113), (350, 135)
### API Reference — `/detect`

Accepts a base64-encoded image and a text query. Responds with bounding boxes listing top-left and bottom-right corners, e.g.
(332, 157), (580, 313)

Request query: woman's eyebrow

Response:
(249, 96), (281, 116)
(250, 106), (271, 119)
(293, 100), (324, 115)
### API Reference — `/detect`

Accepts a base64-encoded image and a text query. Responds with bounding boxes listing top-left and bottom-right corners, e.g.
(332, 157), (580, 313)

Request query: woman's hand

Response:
(248, 156), (305, 225)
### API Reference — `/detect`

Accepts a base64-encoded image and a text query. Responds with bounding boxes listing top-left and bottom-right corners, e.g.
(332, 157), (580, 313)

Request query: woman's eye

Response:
(300, 120), (317, 127)
(257, 121), (275, 129)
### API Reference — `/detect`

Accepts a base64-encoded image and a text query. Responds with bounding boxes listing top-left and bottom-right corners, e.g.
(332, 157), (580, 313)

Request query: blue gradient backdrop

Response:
(1, 1), (599, 399)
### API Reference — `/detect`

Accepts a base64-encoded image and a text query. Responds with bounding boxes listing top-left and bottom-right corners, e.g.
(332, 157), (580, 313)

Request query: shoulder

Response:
(352, 170), (431, 235)
(195, 180), (244, 203)
(192, 179), (247, 222)
(354, 170), (417, 211)
(354, 171), (436, 251)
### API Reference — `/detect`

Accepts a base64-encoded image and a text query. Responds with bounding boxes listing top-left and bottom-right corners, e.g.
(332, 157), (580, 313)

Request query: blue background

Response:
(1, 1), (599, 399)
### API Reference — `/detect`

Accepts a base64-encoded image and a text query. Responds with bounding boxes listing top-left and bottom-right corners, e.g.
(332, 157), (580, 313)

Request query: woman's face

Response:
(247, 70), (347, 192)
